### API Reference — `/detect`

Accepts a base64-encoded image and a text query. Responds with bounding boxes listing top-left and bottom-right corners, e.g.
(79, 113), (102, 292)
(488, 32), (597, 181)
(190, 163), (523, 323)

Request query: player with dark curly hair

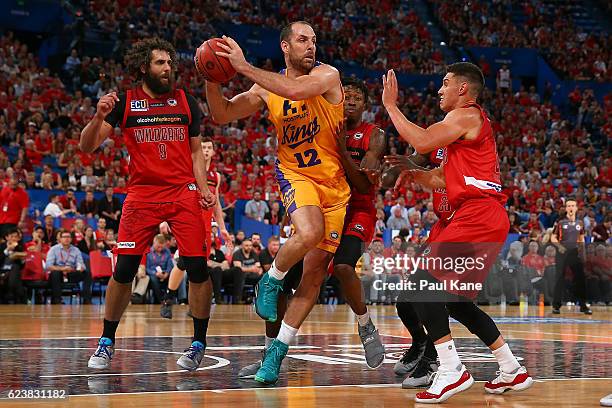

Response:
(81, 37), (216, 372)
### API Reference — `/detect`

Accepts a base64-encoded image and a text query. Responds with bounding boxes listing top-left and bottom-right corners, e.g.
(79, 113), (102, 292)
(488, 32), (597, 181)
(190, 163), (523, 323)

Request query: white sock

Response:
(276, 321), (298, 345)
(356, 310), (370, 327)
(264, 336), (274, 349)
(492, 343), (521, 373)
(268, 260), (288, 280)
(435, 340), (462, 372)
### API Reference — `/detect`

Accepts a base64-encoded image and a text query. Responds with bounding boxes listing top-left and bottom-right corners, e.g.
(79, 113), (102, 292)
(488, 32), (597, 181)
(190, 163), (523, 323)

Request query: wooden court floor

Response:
(0, 304), (610, 407)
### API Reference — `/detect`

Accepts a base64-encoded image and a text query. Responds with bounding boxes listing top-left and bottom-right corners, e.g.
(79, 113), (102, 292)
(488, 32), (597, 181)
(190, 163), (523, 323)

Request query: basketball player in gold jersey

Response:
(207, 21), (359, 384)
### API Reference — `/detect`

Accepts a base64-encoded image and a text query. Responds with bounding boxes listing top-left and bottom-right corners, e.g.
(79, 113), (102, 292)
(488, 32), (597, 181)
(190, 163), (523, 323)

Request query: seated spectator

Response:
(79, 189), (99, 218)
(46, 230), (91, 304)
(386, 207), (410, 230)
(131, 256), (149, 304)
(59, 189), (78, 213)
(230, 238), (262, 304)
(208, 238), (232, 304)
(244, 191), (269, 221)
(264, 201), (283, 225)
(80, 166), (97, 189)
(77, 226), (97, 255)
(41, 215), (57, 245)
(235, 230), (246, 246)
(146, 234), (174, 304)
(250, 232), (264, 256)
(521, 241), (551, 303)
(43, 194), (74, 218)
(25, 226), (50, 258)
(360, 238), (385, 304)
(259, 235), (280, 274)
(0, 227), (26, 303)
(98, 187), (121, 232)
(374, 209), (387, 236)
(592, 217), (611, 242)
(94, 218), (106, 249)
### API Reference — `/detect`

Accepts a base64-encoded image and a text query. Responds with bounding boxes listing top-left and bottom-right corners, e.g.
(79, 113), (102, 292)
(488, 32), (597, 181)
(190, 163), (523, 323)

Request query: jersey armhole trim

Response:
(180, 89), (192, 125)
(121, 90), (131, 129)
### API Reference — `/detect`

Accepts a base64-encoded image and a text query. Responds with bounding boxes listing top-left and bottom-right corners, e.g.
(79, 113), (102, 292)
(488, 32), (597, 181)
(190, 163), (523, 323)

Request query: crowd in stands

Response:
(0, 0), (611, 305)
(427, 0), (610, 81)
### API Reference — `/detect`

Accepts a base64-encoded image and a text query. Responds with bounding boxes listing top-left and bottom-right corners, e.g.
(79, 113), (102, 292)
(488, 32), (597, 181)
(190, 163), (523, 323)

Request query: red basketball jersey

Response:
(442, 103), (506, 209)
(346, 122), (378, 213)
(429, 148), (454, 221)
(121, 86), (197, 202)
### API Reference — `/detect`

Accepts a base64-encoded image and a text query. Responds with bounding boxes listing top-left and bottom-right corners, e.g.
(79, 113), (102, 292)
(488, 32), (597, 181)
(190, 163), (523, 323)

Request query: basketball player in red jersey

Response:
(160, 137), (231, 318)
(378, 148), (448, 388)
(382, 63), (533, 403)
(333, 77), (386, 367)
(81, 38), (216, 372)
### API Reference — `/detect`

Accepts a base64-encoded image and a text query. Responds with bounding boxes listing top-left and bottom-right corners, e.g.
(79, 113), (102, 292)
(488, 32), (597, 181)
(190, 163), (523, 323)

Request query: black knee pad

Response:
(333, 235), (364, 268)
(182, 256), (208, 283)
(113, 254), (142, 284)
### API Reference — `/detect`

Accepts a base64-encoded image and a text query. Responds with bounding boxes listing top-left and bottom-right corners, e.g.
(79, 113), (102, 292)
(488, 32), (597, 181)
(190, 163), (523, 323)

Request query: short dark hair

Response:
(268, 235), (280, 244)
(565, 197), (577, 204)
(125, 37), (177, 80)
(446, 62), (485, 97)
(4, 227), (19, 238)
(201, 136), (214, 147)
(343, 76), (369, 101)
(280, 21), (313, 42)
(251, 232), (261, 239)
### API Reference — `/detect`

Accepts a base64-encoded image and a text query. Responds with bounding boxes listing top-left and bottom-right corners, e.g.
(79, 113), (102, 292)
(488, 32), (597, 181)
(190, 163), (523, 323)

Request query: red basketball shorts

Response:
(342, 208), (376, 243)
(116, 196), (206, 257)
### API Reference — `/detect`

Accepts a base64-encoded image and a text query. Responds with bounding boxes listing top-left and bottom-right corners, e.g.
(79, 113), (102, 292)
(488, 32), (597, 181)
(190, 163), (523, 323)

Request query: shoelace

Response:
(263, 345), (284, 369)
(399, 345), (419, 363)
(184, 345), (203, 360)
(93, 345), (112, 359)
(263, 280), (281, 305)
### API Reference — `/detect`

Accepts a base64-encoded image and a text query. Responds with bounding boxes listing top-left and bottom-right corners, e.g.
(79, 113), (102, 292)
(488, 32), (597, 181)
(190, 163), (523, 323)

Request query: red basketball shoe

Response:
(484, 366), (534, 394)
(415, 364), (474, 404)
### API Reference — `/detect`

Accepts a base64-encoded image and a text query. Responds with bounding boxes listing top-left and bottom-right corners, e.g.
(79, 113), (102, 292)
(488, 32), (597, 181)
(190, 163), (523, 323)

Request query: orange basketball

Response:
(194, 38), (237, 83)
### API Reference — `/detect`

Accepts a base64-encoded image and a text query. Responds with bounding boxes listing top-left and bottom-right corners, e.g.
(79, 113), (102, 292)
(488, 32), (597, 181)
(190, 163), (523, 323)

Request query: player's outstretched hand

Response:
(384, 154), (421, 171)
(215, 35), (248, 73)
(382, 69), (398, 108)
(200, 189), (217, 209)
(335, 119), (348, 154)
(96, 92), (119, 118)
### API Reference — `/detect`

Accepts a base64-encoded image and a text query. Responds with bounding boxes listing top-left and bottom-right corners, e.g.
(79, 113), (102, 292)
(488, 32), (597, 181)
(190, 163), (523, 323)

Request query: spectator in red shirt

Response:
(59, 189), (78, 213)
(94, 217), (106, 248)
(25, 226), (50, 258)
(34, 129), (53, 156)
(0, 176), (29, 236)
(521, 241), (551, 303)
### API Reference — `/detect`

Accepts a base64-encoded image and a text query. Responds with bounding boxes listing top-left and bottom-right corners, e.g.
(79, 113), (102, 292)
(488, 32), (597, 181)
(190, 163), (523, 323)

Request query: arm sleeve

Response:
(103, 93), (127, 128)
(46, 248), (57, 268)
(75, 249), (85, 270)
(164, 253), (173, 272)
(186, 93), (202, 137)
(145, 254), (155, 276)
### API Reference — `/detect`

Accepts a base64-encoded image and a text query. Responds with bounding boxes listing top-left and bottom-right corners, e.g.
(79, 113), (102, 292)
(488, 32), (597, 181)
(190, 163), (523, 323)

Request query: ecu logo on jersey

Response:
(353, 132), (364, 140)
(130, 99), (149, 112)
(330, 231), (339, 240)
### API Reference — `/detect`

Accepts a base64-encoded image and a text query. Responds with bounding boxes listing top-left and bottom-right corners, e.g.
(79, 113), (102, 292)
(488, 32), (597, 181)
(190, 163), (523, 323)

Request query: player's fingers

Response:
(215, 51), (231, 59)
(216, 42), (231, 52)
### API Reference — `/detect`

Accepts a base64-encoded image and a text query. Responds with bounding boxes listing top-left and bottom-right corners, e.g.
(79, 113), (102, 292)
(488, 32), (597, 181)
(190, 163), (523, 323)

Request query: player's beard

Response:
(289, 52), (315, 74)
(144, 70), (173, 95)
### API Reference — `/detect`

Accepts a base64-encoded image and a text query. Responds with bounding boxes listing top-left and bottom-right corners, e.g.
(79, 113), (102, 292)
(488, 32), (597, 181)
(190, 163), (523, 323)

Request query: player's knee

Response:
(334, 264), (355, 281)
(113, 254), (142, 284)
(296, 224), (325, 247)
(182, 256), (208, 283)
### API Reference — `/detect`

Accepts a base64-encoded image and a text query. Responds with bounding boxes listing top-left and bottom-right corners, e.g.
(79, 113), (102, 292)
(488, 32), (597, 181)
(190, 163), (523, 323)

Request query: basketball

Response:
(194, 38), (236, 83)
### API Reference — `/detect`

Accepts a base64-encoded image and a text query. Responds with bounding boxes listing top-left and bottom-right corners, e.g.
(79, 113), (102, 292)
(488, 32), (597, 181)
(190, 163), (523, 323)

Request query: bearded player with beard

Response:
(81, 38), (216, 371)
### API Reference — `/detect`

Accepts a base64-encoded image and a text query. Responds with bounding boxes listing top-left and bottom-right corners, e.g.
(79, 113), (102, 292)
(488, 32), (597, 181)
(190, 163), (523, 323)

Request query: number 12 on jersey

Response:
(294, 149), (321, 168)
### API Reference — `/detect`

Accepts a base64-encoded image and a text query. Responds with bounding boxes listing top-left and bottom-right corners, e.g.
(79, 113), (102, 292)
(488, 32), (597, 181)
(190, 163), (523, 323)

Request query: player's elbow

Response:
(412, 142), (431, 155)
(209, 111), (230, 125)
